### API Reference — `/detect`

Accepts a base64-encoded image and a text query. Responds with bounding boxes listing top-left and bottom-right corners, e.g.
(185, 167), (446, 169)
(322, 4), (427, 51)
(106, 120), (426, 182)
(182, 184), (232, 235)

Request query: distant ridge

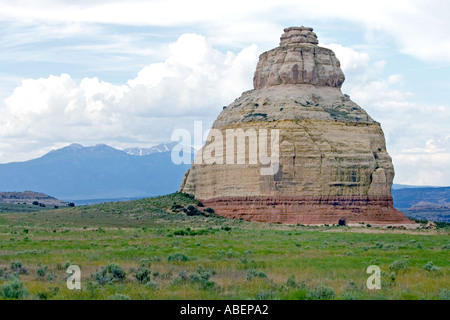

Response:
(392, 186), (450, 222)
(0, 143), (192, 201)
(0, 191), (68, 206)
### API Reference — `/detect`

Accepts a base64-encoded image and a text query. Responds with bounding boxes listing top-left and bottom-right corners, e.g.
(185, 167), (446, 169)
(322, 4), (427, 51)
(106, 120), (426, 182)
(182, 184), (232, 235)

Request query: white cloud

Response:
(323, 43), (450, 186)
(1, 0), (449, 62)
(0, 34), (259, 163)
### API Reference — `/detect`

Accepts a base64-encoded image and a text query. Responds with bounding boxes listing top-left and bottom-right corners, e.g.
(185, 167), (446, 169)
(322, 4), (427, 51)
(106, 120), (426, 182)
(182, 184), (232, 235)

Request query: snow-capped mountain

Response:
(0, 143), (192, 201)
(123, 142), (179, 156)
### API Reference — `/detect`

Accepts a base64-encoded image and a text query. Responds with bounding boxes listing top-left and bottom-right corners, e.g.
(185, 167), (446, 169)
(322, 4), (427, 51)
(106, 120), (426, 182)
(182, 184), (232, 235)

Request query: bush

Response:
(0, 278), (28, 299)
(92, 263), (127, 285)
(423, 261), (441, 272)
(0, 267), (10, 281)
(10, 261), (27, 275)
(307, 284), (336, 300)
(186, 266), (216, 289)
(286, 275), (298, 288)
(168, 253), (190, 262)
(35, 287), (59, 300)
(246, 268), (267, 281)
(173, 229), (189, 236)
(37, 265), (48, 277)
(389, 259), (409, 272)
(135, 266), (151, 284)
(440, 289), (450, 300)
(171, 271), (189, 285)
(145, 281), (157, 289)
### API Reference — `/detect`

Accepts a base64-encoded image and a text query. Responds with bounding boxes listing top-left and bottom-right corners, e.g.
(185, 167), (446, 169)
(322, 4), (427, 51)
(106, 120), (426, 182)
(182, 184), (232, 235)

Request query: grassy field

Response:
(0, 203), (53, 213)
(0, 193), (448, 300)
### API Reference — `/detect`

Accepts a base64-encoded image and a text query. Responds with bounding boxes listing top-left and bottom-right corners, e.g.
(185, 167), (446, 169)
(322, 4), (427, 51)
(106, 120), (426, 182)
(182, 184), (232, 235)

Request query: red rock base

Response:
(200, 196), (413, 225)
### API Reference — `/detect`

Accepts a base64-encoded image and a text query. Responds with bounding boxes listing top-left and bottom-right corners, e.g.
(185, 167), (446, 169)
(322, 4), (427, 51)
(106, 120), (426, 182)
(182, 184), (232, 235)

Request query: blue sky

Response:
(0, 0), (449, 186)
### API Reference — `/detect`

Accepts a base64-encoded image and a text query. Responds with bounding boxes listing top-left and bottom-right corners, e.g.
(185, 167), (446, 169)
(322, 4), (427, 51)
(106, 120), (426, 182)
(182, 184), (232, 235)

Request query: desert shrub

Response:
(188, 266), (216, 289)
(246, 268), (267, 281)
(139, 258), (151, 267)
(239, 257), (258, 268)
(204, 208), (214, 214)
(173, 229), (188, 236)
(171, 204), (183, 211)
(46, 272), (57, 281)
(423, 261), (441, 272)
(383, 243), (398, 251)
(10, 261), (27, 275)
(0, 278), (28, 299)
(389, 259), (409, 272)
(185, 206), (201, 216)
(168, 253), (190, 262)
(35, 287), (59, 300)
(307, 284), (336, 300)
(92, 263), (126, 285)
(374, 242), (384, 249)
(145, 281), (157, 289)
(286, 275), (298, 288)
(440, 289), (450, 300)
(171, 271), (189, 285)
(37, 265), (48, 277)
(135, 266), (151, 284)
(0, 268), (10, 281)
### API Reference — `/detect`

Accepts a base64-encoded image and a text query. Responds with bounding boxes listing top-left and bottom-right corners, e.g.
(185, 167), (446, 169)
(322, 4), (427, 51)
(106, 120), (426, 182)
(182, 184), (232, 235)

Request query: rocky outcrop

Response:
(254, 27), (345, 89)
(0, 191), (69, 206)
(180, 26), (413, 225)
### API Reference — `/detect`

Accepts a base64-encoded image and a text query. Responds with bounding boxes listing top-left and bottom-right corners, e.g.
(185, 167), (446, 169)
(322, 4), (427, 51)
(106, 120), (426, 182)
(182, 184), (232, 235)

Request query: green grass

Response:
(0, 203), (54, 213)
(0, 193), (448, 300)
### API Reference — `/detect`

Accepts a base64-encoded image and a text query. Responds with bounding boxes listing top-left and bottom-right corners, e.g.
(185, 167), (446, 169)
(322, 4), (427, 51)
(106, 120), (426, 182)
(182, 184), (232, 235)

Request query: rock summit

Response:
(180, 26), (413, 225)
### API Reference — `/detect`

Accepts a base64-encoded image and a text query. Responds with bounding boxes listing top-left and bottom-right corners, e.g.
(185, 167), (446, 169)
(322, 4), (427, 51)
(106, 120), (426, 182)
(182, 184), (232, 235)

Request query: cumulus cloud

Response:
(0, 34), (259, 163)
(326, 44), (450, 186)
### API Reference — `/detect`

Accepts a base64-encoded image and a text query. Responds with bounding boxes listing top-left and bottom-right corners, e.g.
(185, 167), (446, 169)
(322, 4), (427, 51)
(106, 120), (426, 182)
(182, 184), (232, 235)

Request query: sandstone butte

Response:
(179, 26), (415, 226)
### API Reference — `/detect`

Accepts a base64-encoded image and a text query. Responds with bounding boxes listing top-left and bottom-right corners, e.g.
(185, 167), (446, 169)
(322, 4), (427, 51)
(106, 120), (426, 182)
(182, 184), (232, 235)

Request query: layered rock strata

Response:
(179, 26), (413, 225)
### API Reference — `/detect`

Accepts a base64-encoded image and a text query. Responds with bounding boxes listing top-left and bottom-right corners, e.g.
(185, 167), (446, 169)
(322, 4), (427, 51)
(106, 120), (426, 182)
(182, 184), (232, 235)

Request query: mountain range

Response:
(0, 143), (192, 202)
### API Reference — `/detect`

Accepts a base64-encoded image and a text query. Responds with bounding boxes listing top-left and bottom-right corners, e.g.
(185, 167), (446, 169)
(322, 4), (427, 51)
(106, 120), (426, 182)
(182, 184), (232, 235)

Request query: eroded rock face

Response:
(254, 27), (345, 89)
(180, 26), (413, 225)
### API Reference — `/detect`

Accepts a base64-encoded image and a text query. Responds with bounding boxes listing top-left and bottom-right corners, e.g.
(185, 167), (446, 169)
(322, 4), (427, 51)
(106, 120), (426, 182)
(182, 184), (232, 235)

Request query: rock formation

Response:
(179, 26), (413, 225)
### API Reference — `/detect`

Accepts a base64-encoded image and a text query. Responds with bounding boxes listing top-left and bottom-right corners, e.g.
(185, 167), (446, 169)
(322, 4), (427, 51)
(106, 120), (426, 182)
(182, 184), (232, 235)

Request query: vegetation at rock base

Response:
(0, 192), (448, 300)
